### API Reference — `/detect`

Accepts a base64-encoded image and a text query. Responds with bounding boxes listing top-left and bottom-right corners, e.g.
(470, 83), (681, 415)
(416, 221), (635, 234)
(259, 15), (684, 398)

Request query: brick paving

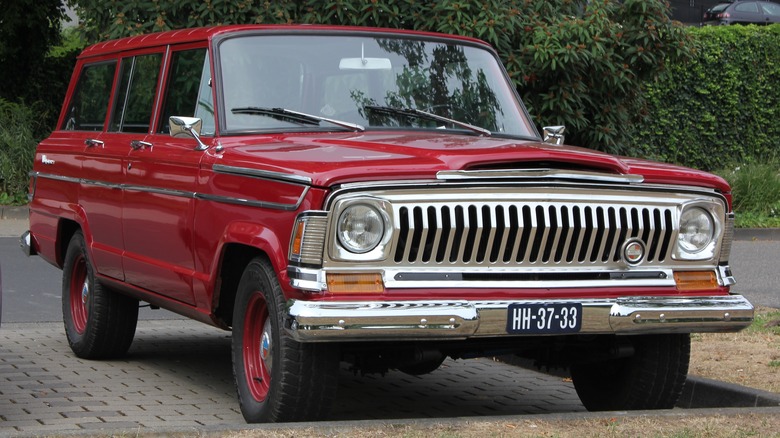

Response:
(0, 319), (585, 435)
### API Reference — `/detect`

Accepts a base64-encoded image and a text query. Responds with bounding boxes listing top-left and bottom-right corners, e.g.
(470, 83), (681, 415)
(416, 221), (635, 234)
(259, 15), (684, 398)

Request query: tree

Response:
(0, 0), (66, 102)
(69, 0), (691, 155)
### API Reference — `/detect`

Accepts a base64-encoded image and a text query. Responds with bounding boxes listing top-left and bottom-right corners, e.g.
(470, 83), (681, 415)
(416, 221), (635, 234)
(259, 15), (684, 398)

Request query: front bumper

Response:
(285, 294), (754, 342)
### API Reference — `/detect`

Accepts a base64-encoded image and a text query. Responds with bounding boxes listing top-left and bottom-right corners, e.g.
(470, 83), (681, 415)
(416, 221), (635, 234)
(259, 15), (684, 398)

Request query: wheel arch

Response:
(55, 218), (84, 268)
(213, 243), (268, 327)
(210, 221), (293, 328)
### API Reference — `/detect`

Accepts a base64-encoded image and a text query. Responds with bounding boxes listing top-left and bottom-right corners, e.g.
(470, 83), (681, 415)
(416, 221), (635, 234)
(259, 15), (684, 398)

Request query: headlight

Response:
(337, 203), (385, 253)
(678, 207), (714, 253)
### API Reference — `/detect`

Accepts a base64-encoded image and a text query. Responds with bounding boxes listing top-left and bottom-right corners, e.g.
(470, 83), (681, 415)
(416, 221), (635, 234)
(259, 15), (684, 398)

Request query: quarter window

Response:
(110, 53), (163, 133)
(61, 61), (116, 131)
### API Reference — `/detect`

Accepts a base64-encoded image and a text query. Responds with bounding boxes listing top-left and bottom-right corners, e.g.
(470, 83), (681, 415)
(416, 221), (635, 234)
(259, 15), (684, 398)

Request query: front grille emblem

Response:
(622, 239), (646, 265)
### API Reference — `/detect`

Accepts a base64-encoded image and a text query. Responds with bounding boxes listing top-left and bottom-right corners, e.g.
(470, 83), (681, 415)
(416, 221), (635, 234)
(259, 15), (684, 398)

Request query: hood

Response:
(215, 132), (730, 192)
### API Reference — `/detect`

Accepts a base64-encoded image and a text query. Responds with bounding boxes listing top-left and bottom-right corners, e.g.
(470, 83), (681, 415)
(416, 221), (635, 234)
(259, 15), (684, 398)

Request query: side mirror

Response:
(543, 125), (565, 146)
(170, 116), (208, 151)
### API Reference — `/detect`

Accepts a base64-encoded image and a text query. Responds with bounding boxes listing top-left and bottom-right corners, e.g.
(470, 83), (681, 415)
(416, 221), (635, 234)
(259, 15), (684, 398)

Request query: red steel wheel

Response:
(243, 292), (272, 402)
(68, 253), (90, 334)
(61, 231), (138, 359)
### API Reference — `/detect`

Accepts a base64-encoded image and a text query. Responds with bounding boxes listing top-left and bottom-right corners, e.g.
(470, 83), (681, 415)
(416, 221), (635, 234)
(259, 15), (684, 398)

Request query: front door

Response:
(119, 46), (213, 306)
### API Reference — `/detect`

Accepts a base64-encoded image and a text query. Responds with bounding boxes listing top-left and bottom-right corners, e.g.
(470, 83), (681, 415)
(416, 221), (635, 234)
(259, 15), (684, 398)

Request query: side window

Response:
(763, 2), (780, 16)
(61, 61), (116, 131)
(110, 53), (163, 133)
(158, 48), (215, 135)
(735, 2), (760, 13)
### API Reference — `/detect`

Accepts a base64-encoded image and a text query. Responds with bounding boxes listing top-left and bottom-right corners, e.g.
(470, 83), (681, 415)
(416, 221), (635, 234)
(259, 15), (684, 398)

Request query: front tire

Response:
(571, 334), (690, 411)
(232, 257), (339, 423)
(62, 231), (138, 359)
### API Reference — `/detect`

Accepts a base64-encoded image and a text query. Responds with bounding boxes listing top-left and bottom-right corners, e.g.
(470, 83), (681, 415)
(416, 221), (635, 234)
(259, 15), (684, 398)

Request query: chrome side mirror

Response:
(170, 116), (208, 151)
(543, 125), (566, 146)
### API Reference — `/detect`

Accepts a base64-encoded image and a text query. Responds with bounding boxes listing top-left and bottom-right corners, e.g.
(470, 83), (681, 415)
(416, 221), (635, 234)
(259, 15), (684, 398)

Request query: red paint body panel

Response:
(217, 133), (731, 194)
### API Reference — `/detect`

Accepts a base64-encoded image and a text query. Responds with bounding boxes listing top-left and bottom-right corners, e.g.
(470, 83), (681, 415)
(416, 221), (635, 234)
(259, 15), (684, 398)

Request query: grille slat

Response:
(395, 201), (676, 267)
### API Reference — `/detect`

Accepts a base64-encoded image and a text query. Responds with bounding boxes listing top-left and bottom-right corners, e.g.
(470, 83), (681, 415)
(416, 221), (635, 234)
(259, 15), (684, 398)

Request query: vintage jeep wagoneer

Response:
(22, 25), (754, 422)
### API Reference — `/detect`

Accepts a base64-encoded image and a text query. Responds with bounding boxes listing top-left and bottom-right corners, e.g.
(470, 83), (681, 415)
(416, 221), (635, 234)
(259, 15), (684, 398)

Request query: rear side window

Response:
(763, 2), (780, 15)
(110, 53), (163, 133)
(62, 61), (116, 131)
(157, 48), (215, 135)
(735, 2), (760, 13)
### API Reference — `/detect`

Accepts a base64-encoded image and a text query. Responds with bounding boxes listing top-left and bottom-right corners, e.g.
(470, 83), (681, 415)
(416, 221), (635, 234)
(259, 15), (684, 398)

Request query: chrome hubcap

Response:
(260, 319), (273, 373)
(81, 280), (89, 305)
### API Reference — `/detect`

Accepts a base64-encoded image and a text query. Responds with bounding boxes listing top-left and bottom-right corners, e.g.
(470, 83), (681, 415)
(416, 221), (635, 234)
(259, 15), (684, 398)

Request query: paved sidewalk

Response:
(1, 319), (586, 435)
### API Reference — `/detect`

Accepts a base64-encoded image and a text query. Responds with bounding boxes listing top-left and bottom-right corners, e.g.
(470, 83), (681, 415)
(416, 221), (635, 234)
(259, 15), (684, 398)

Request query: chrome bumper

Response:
(285, 295), (754, 342)
(20, 231), (36, 257)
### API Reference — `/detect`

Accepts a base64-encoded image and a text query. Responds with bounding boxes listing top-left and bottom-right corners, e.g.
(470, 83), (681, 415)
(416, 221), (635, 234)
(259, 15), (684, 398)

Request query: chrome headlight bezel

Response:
(330, 197), (393, 261)
(672, 200), (724, 261)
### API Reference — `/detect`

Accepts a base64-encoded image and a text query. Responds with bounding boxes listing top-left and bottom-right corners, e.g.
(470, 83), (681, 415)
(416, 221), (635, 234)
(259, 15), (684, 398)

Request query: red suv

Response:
(22, 25), (754, 423)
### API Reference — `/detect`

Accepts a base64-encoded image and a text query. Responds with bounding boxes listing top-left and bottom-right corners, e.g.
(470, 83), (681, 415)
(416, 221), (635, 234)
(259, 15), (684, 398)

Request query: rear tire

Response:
(571, 334), (690, 411)
(232, 257), (339, 423)
(62, 231), (138, 359)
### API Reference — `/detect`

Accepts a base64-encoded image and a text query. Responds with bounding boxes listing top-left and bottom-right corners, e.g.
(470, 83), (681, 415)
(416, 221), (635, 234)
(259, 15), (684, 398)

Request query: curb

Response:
(680, 376), (780, 408)
(496, 355), (780, 409)
(0, 205), (28, 221)
(734, 227), (780, 241)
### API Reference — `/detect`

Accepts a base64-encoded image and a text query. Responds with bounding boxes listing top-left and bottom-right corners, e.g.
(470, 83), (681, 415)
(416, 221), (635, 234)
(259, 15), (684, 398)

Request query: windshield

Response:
(216, 33), (536, 137)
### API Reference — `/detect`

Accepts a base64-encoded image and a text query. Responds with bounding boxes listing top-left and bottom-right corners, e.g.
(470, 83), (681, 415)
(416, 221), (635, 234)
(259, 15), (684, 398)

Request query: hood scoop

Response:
(436, 168), (644, 185)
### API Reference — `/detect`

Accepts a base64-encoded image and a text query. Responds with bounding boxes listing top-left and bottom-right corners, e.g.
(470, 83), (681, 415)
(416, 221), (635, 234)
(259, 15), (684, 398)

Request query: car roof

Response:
(78, 24), (490, 60)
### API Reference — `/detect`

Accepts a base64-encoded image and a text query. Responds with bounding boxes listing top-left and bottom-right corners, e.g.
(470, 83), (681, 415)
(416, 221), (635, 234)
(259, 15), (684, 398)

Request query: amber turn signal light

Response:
(291, 220), (305, 257)
(673, 271), (719, 291)
(327, 273), (384, 294)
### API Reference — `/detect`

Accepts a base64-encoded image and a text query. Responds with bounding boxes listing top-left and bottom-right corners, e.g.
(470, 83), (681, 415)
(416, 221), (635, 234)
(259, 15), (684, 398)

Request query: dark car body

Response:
(703, 0), (780, 25)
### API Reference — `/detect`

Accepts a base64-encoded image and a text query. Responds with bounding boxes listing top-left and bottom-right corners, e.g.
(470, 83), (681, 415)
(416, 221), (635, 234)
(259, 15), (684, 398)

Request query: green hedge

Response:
(0, 99), (38, 204)
(631, 25), (780, 171)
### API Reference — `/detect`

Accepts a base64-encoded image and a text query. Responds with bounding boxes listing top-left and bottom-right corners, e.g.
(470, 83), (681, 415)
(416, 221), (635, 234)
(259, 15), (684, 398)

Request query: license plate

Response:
(506, 303), (582, 334)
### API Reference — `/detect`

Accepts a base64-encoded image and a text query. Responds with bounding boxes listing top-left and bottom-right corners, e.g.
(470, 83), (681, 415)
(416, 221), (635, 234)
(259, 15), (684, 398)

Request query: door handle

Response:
(85, 138), (104, 148)
(130, 140), (153, 150)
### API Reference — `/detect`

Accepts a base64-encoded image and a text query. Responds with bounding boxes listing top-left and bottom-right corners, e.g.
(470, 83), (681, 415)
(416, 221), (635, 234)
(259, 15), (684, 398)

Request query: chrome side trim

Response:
(285, 295), (754, 342)
(34, 172), (81, 185)
(32, 171), (306, 211)
(212, 164), (312, 185)
(437, 169), (644, 184)
(195, 190), (308, 211)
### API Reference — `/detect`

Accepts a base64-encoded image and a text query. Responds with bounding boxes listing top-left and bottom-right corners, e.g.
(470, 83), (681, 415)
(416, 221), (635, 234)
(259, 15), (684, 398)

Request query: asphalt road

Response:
(1, 219), (777, 324)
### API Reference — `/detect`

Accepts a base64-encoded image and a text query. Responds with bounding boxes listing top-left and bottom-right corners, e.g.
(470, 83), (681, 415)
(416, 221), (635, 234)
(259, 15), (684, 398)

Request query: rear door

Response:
(65, 59), (125, 279)
(732, 2), (765, 23)
(121, 45), (214, 305)
(760, 2), (780, 23)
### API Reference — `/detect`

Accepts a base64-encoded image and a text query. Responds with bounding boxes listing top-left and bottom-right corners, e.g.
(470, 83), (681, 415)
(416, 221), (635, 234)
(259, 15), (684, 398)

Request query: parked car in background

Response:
(703, 0), (780, 25)
(22, 24), (755, 423)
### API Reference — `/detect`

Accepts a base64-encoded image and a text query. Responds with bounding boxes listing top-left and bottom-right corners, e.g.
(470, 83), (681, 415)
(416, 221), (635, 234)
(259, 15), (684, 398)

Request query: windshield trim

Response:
(212, 29), (540, 139)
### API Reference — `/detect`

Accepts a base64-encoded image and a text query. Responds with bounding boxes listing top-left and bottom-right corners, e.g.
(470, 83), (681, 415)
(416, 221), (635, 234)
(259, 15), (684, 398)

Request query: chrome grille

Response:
(393, 202), (675, 266)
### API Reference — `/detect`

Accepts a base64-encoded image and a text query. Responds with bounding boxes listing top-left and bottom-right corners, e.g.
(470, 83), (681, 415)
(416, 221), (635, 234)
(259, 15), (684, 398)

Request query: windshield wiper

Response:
(364, 105), (492, 137)
(231, 107), (365, 132)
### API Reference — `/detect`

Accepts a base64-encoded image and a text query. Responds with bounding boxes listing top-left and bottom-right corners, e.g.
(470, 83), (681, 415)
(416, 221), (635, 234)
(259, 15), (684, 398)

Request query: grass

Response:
(744, 307), (780, 335)
(715, 159), (780, 228)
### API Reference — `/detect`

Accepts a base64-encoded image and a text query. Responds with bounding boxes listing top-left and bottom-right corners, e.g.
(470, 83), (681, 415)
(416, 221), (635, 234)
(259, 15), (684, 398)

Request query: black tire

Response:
(571, 334), (690, 411)
(232, 257), (339, 423)
(62, 231), (138, 359)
